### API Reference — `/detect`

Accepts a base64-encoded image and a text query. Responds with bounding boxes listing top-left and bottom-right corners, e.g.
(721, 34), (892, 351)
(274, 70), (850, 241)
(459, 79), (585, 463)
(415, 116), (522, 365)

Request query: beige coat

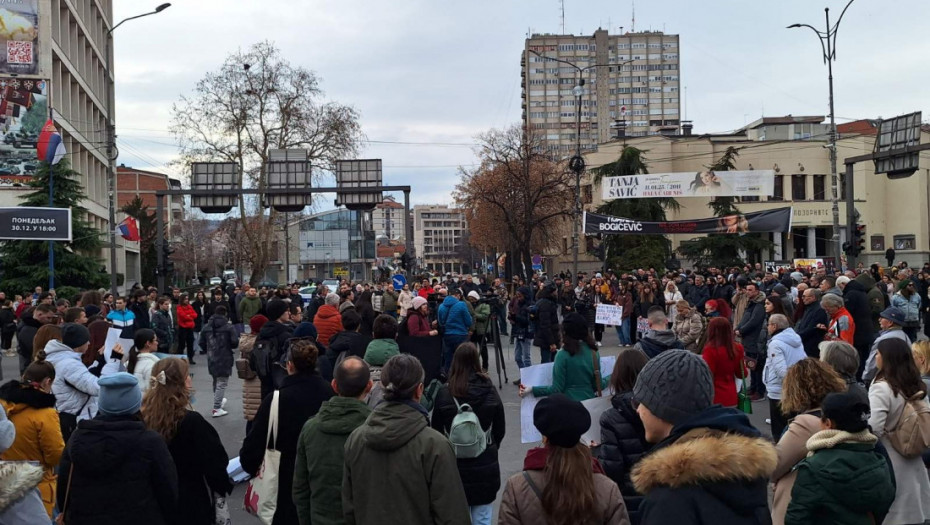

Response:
(674, 310), (705, 352)
(238, 334), (263, 421)
(770, 412), (821, 525)
(499, 469), (630, 525)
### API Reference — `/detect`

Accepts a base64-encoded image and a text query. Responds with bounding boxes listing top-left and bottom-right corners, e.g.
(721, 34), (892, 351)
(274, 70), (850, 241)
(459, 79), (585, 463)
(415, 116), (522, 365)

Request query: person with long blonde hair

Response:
(912, 340), (930, 391)
(141, 359), (231, 525)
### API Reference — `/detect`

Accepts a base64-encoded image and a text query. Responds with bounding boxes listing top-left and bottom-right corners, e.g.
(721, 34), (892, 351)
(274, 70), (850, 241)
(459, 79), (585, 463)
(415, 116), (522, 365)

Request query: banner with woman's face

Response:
(583, 207), (793, 235)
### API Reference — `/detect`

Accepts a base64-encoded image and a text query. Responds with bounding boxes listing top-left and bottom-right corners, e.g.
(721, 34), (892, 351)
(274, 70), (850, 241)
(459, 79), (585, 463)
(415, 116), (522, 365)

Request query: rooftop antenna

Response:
(631, 0), (635, 33)
(560, 0), (565, 34)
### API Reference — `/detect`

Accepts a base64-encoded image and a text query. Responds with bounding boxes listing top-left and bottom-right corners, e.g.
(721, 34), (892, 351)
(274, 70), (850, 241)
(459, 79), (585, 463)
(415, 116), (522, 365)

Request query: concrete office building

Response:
(371, 195), (406, 241)
(413, 204), (468, 275)
(550, 115), (930, 273)
(523, 28), (680, 154)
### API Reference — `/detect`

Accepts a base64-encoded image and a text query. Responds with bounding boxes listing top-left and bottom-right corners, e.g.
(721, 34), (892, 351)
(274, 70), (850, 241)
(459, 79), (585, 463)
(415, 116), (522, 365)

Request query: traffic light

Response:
(163, 244), (175, 277)
(853, 224), (866, 256)
(400, 252), (410, 269)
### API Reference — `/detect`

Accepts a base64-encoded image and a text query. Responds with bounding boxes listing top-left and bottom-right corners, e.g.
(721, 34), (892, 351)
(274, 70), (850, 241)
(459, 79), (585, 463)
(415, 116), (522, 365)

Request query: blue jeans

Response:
(615, 318), (631, 345)
(539, 344), (554, 364)
(442, 333), (469, 374)
(514, 338), (532, 368)
(470, 504), (493, 525)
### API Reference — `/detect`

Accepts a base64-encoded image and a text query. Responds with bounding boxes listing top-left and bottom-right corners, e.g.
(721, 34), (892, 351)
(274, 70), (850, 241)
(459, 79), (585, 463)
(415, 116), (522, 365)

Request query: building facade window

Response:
(894, 235), (916, 250)
(813, 175), (826, 200)
(770, 175), (784, 201)
(792, 174), (806, 201)
(870, 235), (885, 251)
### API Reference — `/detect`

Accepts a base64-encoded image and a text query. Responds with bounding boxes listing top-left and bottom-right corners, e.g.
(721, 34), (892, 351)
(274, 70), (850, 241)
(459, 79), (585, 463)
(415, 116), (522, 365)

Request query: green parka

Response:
(293, 396), (371, 525)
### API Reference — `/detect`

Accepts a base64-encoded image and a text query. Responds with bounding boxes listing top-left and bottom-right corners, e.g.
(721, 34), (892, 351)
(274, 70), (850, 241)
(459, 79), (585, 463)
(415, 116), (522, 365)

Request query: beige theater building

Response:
(553, 115), (930, 272)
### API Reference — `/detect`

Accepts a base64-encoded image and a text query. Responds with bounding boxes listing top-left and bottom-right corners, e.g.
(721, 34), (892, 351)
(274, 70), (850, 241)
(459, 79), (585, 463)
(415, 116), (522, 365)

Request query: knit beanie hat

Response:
(97, 373), (143, 417)
(533, 394), (590, 448)
(0, 404), (14, 452)
(562, 312), (588, 341)
(266, 300), (289, 321)
(898, 279), (912, 292)
(411, 296), (427, 310)
(633, 350), (713, 426)
(62, 323), (90, 349)
(821, 391), (870, 432)
(294, 322), (318, 340)
(249, 314), (269, 334)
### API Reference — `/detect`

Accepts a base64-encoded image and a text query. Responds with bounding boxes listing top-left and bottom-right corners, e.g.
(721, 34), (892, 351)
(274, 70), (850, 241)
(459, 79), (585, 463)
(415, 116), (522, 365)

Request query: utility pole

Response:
(788, 0), (854, 267)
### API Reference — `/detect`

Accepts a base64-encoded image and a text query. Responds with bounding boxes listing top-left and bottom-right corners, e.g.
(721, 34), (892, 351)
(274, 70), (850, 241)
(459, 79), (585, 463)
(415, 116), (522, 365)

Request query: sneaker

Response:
(212, 408), (228, 418)
(765, 418), (772, 425)
(221, 398), (227, 410)
(749, 393), (766, 402)
(595, 341), (602, 347)
(512, 378), (521, 386)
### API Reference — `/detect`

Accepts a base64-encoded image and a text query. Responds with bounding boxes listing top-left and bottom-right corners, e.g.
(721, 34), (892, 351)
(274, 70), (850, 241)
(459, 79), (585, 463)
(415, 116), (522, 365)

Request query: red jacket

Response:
(701, 342), (747, 408)
(313, 304), (343, 346)
(176, 303), (197, 329)
(406, 310), (431, 336)
(418, 286), (434, 299)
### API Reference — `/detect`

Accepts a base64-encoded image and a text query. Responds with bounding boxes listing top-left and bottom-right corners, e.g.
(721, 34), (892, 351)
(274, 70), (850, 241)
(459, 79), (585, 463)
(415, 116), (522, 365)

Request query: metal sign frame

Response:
(191, 162), (239, 213)
(335, 159), (383, 209)
(874, 111), (922, 176)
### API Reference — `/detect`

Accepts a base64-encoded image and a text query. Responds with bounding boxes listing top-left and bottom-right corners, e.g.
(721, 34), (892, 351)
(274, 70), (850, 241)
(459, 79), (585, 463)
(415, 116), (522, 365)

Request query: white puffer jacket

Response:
(44, 340), (120, 420)
(132, 353), (160, 393)
(763, 327), (807, 400)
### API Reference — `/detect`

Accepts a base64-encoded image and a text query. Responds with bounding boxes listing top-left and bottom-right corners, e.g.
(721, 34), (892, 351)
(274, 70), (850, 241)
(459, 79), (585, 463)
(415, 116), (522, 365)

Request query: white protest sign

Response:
(595, 304), (623, 326)
(581, 396), (613, 445)
(520, 355), (618, 444)
(102, 327), (121, 360)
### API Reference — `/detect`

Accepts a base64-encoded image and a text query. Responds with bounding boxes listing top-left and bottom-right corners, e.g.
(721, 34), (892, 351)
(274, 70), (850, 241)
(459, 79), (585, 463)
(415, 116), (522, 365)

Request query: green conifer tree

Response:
(0, 159), (108, 292)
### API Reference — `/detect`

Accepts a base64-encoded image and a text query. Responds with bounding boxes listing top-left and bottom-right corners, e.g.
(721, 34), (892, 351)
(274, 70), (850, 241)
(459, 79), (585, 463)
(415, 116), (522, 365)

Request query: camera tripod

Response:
(481, 309), (510, 388)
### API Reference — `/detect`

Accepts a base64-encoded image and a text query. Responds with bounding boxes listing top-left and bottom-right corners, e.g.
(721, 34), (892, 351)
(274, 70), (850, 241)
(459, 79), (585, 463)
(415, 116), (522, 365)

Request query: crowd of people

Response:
(0, 260), (928, 524)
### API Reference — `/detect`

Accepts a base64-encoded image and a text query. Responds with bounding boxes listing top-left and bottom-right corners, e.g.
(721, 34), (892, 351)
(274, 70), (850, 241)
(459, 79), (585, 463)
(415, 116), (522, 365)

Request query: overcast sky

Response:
(112, 0), (930, 208)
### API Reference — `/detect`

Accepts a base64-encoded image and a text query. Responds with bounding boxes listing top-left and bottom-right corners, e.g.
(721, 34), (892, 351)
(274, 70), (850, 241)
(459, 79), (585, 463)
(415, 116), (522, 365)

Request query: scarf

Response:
(805, 428), (877, 457)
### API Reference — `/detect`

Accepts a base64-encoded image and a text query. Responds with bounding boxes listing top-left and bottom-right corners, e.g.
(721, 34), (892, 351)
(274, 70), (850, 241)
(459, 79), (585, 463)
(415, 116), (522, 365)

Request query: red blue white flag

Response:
(36, 119), (66, 165)
(117, 217), (141, 241)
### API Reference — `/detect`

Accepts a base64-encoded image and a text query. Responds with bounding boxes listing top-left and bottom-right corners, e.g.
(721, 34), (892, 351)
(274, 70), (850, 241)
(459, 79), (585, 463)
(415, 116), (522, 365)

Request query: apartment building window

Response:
(770, 175), (784, 201)
(812, 175), (826, 200)
(792, 174), (806, 200)
(894, 235), (916, 250)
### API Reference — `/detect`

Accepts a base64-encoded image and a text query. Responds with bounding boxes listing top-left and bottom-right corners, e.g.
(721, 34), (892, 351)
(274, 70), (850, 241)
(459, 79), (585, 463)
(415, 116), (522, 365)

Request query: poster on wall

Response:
(0, 77), (46, 176)
(583, 207), (792, 236)
(602, 170), (775, 200)
(0, 3), (38, 75)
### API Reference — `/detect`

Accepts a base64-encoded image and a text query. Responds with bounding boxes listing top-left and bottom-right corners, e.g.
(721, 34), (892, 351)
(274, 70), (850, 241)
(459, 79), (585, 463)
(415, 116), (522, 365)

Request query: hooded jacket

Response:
(763, 327), (807, 400)
(785, 430), (895, 525)
(631, 406), (777, 525)
(44, 339), (119, 421)
(237, 295), (263, 325)
(532, 286), (561, 350)
(293, 396), (371, 525)
(58, 415), (178, 525)
(430, 373), (507, 506)
(343, 401), (470, 525)
(363, 338), (399, 367)
(199, 314), (240, 378)
(855, 273), (885, 331)
(499, 446), (629, 525)
(15, 312), (42, 361)
(737, 293), (766, 355)
(0, 381), (64, 516)
(240, 373), (333, 525)
(0, 460), (47, 524)
(151, 309), (174, 353)
(794, 301), (828, 358)
(437, 296), (473, 336)
(313, 304), (343, 346)
(842, 279), (875, 352)
(633, 329), (684, 359)
(598, 390), (652, 522)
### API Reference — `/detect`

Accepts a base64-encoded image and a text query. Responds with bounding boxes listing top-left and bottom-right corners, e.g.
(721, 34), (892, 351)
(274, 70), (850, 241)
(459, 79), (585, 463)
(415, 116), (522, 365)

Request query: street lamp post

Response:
(788, 0), (854, 267)
(104, 3), (171, 297)
(526, 50), (631, 281)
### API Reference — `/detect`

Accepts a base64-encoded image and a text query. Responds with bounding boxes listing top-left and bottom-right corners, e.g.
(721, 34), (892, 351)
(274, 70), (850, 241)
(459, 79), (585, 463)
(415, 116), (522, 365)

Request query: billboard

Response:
(583, 207), (792, 236)
(0, 77), (46, 175)
(602, 170), (775, 200)
(0, 206), (71, 241)
(0, 3), (38, 76)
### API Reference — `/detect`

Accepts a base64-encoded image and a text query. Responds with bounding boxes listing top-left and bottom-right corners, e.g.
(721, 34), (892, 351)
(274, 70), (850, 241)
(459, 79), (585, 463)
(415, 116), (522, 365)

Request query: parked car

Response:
(298, 285), (316, 306)
(209, 277), (222, 286)
(321, 279), (340, 291)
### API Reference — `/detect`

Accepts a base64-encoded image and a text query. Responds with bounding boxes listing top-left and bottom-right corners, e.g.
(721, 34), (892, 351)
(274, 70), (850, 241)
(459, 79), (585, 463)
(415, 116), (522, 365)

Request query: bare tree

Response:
(454, 126), (573, 278)
(170, 41), (363, 284)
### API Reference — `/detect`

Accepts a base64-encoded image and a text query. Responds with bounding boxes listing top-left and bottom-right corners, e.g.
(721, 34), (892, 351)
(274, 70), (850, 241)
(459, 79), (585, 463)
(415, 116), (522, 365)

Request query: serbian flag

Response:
(117, 217), (141, 241)
(37, 119), (66, 165)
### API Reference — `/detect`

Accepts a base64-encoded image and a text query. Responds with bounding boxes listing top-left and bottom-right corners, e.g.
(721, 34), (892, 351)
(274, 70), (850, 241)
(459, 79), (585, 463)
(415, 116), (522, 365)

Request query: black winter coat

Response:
(255, 320), (294, 397)
(16, 312), (41, 360)
(430, 373), (506, 506)
(199, 314), (240, 378)
(239, 373), (334, 525)
(737, 296), (766, 355)
(130, 300), (151, 330)
(598, 390), (652, 524)
(794, 301), (828, 357)
(202, 299), (231, 326)
(532, 294), (560, 350)
(191, 300), (205, 331)
(58, 415), (178, 525)
(167, 411), (233, 525)
(843, 280), (875, 353)
(685, 285), (710, 313)
(151, 310), (174, 353)
(319, 330), (372, 382)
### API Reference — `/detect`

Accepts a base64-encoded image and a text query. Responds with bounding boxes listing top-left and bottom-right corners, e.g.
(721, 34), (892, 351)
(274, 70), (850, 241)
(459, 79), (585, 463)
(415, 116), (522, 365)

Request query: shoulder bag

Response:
(54, 464), (74, 525)
(243, 390), (281, 524)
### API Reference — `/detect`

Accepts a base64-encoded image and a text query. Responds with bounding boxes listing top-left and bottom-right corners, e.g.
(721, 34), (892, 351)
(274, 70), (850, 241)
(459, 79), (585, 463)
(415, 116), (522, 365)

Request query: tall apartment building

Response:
(413, 205), (468, 275)
(371, 196), (406, 241)
(522, 29), (680, 154)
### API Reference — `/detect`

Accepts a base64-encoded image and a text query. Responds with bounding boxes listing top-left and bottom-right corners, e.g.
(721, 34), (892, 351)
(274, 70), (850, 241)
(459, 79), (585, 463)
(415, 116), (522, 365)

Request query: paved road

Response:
(1, 329), (772, 523)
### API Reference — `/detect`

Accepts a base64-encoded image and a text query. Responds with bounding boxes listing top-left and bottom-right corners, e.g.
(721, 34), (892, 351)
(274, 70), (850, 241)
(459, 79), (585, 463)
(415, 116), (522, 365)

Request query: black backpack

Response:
(249, 337), (279, 378)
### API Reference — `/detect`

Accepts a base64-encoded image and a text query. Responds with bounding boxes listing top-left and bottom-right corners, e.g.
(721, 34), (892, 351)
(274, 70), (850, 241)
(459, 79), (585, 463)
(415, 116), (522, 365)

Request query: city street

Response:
(0, 328), (772, 522)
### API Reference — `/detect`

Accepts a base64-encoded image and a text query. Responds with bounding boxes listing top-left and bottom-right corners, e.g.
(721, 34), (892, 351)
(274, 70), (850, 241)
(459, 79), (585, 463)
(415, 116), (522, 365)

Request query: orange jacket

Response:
(826, 307), (855, 345)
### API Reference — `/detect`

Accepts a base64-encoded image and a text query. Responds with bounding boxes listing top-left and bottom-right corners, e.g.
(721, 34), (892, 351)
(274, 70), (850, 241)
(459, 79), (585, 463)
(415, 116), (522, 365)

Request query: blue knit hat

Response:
(98, 373), (142, 416)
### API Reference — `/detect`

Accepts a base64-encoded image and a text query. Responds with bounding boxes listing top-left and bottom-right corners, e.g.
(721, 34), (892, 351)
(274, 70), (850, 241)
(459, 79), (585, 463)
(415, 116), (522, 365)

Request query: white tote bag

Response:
(243, 390), (281, 524)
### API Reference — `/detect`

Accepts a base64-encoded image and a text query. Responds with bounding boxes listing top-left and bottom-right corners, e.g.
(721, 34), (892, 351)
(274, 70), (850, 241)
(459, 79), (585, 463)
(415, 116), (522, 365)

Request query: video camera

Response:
(477, 289), (501, 309)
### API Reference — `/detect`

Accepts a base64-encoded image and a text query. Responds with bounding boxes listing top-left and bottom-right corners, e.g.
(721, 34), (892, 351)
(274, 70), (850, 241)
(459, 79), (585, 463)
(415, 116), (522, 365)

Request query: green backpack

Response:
(448, 397), (491, 459)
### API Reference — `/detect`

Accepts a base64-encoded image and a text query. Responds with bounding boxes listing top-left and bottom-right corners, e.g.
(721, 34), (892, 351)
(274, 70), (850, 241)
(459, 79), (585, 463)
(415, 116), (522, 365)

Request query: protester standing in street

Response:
(127, 328), (160, 393)
(763, 314), (807, 439)
(521, 313), (607, 402)
(499, 394), (630, 525)
(176, 294), (197, 363)
(199, 305), (239, 418)
(142, 359), (232, 525)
